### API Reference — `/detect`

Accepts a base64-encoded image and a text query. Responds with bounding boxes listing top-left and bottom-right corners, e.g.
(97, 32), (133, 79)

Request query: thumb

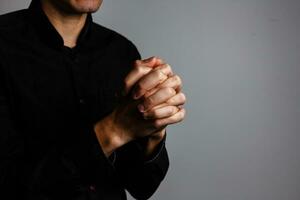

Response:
(141, 56), (164, 68)
(121, 57), (165, 97)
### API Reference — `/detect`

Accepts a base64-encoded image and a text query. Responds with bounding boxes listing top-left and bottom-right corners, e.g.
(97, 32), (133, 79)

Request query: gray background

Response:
(1, 0), (300, 200)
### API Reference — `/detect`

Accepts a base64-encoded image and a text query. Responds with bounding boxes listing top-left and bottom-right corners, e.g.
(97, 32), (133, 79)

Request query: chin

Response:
(69, 0), (103, 13)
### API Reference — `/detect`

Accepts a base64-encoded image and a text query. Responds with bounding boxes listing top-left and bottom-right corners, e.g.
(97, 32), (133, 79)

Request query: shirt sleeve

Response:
(113, 135), (169, 200)
(143, 132), (167, 164)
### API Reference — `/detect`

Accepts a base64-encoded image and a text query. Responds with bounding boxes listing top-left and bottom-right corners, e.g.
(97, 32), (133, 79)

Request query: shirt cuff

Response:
(89, 125), (117, 169)
(143, 132), (167, 164)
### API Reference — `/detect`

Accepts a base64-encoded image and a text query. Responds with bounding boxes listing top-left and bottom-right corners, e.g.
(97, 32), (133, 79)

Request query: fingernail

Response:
(132, 93), (139, 100)
(133, 93), (141, 100)
(138, 104), (145, 112)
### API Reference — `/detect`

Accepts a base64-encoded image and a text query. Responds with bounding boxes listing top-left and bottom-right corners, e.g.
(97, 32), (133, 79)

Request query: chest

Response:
(1, 42), (128, 131)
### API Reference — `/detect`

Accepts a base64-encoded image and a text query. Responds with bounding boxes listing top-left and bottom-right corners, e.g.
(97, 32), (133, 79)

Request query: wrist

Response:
(149, 128), (166, 140)
(93, 112), (130, 157)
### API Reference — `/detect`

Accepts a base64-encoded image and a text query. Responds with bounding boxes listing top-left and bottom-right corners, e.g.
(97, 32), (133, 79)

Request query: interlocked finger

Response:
(153, 108), (186, 129)
(132, 64), (173, 99)
(138, 87), (176, 112)
(145, 92), (186, 111)
(144, 75), (182, 98)
(143, 106), (180, 119)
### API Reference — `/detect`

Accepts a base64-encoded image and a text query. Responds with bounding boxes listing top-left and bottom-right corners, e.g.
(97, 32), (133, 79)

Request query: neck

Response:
(41, 0), (87, 48)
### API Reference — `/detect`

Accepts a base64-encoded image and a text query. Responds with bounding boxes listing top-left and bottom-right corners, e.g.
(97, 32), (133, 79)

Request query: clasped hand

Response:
(94, 57), (186, 156)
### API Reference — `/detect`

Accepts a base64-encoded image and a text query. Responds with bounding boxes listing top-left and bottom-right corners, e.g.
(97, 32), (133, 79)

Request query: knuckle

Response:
(153, 120), (161, 129)
(174, 75), (182, 85)
(162, 63), (171, 70)
(167, 64), (173, 75)
(135, 65), (144, 74)
(165, 63), (172, 68)
(169, 106), (177, 115)
(166, 98), (175, 105)
(179, 108), (186, 119)
(164, 63), (172, 71)
(148, 96), (156, 105)
(166, 87), (176, 95)
(156, 70), (166, 80)
(145, 96), (155, 107)
(152, 109), (159, 117)
(179, 93), (186, 102)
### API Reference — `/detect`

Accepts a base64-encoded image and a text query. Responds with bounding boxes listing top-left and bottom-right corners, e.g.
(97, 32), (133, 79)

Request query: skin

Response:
(44, 0), (103, 14)
(41, 0), (103, 47)
(41, 0), (186, 157)
(95, 58), (186, 157)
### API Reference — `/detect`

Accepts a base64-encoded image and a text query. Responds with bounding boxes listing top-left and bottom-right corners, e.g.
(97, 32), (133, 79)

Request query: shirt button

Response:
(89, 185), (96, 192)
(79, 99), (85, 104)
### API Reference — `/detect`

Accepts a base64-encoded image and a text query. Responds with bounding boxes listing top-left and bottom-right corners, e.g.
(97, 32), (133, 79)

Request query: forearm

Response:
(93, 114), (124, 157)
(94, 111), (166, 158)
(93, 108), (138, 157)
(93, 110), (169, 199)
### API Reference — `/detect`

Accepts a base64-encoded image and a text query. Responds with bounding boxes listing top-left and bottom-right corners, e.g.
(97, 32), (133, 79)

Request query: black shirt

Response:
(0, 1), (169, 199)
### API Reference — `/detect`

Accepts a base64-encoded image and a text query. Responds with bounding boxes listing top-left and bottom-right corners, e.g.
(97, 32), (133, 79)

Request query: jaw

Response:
(46, 0), (103, 15)
(70, 0), (103, 13)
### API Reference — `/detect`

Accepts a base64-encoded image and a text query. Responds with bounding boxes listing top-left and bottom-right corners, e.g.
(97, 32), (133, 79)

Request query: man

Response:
(0, 0), (186, 199)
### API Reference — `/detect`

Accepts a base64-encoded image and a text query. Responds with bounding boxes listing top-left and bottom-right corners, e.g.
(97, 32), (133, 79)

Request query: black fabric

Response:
(0, 1), (169, 199)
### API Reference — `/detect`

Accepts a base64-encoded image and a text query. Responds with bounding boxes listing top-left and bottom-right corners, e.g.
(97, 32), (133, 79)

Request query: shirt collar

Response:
(28, 0), (92, 50)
